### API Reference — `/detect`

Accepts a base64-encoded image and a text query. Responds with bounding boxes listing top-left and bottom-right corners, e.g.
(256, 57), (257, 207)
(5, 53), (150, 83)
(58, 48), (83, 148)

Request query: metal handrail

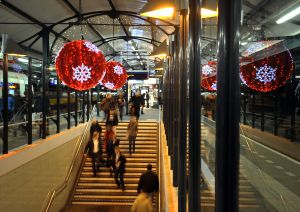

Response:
(241, 111), (300, 124)
(0, 110), (83, 129)
(43, 106), (95, 212)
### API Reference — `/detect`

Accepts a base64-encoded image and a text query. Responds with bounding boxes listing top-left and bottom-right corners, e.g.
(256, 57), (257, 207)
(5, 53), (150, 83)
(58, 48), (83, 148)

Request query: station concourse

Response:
(1, 0), (300, 211)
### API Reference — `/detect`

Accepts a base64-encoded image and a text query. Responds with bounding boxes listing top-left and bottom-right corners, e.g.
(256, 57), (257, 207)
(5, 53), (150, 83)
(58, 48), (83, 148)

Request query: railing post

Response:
(56, 78), (61, 133)
(274, 93), (278, 135)
(252, 93), (255, 128)
(243, 93), (247, 124)
(216, 0), (241, 211)
(42, 27), (49, 139)
(27, 57), (33, 144)
(261, 94), (265, 131)
(75, 90), (78, 126)
(2, 53), (9, 154)
(67, 87), (71, 129)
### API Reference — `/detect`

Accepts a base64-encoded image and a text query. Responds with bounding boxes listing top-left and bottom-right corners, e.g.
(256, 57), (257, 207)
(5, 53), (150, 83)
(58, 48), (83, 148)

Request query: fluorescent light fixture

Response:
(140, 0), (217, 19)
(276, 6), (300, 24)
(296, 76), (300, 79)
(140, 0), (174, 19)
(47, 66), (56, 70)
(18, 58), (29, 63)
(141, 7), (174, 19)
(201, 8), (218, 18)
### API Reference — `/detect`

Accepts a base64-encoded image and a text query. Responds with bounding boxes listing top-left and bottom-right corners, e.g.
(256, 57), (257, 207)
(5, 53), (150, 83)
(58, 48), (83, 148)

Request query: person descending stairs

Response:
(70, 121), (159, 208)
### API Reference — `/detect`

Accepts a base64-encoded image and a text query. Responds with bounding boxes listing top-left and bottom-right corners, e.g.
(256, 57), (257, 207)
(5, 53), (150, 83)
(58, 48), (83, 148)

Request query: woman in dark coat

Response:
(114, 146), (127, 190)
(86, 131), (102, 177)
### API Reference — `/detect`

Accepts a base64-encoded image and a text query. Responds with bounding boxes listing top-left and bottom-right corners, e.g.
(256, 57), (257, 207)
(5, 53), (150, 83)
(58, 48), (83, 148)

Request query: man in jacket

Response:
(137, 164), (159, 198)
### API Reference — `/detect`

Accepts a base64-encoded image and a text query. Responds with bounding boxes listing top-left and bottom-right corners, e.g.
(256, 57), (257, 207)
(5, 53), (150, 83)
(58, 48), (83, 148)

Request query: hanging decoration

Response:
(101, 61), (128, 90)
(240, 50), (293, 92)
(201, 62), (217, 78)
(55, 40), (106, 91)
(201, 75), (217, 91)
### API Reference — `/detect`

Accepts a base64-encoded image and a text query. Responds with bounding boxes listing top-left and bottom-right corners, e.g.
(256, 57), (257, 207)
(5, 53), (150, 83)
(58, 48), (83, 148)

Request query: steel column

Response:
(2, 53), (9, 154)
(56, 78), (61, 133)
(178, 9), (188, 212)
(171, 38), (178, 187)
(27, 57), (33, 144)
(67, 88), (71, 129)
(216, 0), (241, 211)
(188, 0), (202, 211)
(42, 27), (49, 139)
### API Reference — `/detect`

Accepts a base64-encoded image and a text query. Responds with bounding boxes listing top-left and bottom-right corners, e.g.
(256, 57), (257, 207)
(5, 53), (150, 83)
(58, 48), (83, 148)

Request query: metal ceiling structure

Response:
(1, 0), (300, 69)
(0, 0), (177, 70)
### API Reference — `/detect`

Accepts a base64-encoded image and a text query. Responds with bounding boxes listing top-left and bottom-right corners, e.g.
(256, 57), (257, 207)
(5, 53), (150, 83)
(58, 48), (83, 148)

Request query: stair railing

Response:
(42, 105), (96, 212)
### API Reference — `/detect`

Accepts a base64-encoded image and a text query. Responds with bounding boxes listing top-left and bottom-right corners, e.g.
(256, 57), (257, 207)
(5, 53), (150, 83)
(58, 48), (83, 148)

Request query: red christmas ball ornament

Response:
(101, 61), (128, 90)
(55, 40), (106, 91)
(240, 50), (293, 92)
(202, 75), (217, 91)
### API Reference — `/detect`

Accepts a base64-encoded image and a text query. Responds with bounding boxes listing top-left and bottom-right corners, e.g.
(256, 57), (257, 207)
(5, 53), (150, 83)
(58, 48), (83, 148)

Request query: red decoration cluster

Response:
(201, 63), (217, 91)
(201, 75), (217, 91)
(55, 40), (106, 91)
(240, 50), (293, 92)
(101, 61), (128, 90)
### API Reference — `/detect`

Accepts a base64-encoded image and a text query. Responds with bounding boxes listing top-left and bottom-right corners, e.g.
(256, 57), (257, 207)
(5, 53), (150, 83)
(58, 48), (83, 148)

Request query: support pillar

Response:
(215, 0), (241, 211)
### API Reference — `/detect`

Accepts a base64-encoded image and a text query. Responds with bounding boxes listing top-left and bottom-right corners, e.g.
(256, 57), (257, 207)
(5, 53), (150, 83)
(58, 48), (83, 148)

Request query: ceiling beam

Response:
(243, 0), (272, 24)
(1, 0), (70, 43)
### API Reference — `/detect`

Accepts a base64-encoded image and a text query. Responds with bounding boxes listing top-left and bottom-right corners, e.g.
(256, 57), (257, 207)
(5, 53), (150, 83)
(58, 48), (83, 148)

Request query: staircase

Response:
(71, 121), (159, 207)
(200, 123), (275, 211)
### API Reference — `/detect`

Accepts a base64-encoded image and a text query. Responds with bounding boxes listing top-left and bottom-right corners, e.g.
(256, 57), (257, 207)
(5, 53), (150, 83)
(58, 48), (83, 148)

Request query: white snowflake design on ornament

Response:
(84, 41), (100, 54)
(255, 64), (277, 84)
(105, 82), (115, 90)
(202, 65), (213, 76)
(72, 63), (92, 83)
(211, 82), (217, 90)
(113, 65), (123, 75)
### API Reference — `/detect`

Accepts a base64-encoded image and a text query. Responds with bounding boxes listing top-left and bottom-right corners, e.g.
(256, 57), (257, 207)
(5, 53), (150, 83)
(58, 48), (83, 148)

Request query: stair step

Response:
(79, 177), (140, 183)
(72, 201), (133, 206)
(84, 162), (156, 167)
(82, 167), (156, 172)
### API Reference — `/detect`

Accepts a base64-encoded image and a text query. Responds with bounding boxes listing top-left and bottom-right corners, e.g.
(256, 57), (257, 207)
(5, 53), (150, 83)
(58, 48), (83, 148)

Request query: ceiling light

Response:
(276, 6), (300, 24)
(140, 0), (175, 19)
(18, 58), (29, 63)
(201, 8), (218, 18)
